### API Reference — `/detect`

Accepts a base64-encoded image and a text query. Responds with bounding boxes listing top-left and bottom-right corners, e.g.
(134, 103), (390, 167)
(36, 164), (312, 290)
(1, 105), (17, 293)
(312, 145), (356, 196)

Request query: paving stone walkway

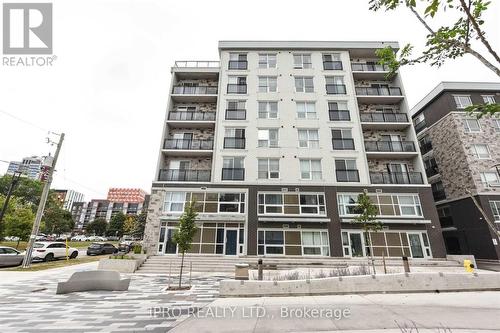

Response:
(0, 273), (227, 333)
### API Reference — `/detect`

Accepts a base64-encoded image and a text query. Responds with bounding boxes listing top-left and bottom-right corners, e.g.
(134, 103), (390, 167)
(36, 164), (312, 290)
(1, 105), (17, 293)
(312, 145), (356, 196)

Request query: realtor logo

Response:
(3, 3), (52, 54)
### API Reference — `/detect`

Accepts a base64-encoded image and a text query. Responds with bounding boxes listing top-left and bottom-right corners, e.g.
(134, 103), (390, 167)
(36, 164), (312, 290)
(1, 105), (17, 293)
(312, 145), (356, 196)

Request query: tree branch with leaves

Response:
(172, 201), (198, 289)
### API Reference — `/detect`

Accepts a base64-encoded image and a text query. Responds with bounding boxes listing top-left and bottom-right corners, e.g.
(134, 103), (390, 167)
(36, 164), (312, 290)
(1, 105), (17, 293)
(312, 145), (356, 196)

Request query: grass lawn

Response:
(2, 254), (109, 271)
(0, 241), (119, 251)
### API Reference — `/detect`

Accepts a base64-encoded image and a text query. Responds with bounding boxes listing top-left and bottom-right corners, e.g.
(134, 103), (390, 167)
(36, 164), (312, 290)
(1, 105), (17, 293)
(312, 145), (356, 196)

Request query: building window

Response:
(163, 192), (186, 212)
(226, 100), (246, 120)
(258, 76), (277, 92)
(454, 95), (472, 109)
(328, 101), (350, 121)
(258, 158), (280, 179)
(258, 101), (278, 119)
(472, 144), (490, 159)
(222, 157), (244, 181)
(258, 192), (326, 215)
(258, 129), (279, 148)
(480, 172), (500, 186)
(325, 76), (346, 94)
(300, 159), (322, 180)
(464, 118), (481, 132)
(296, 101), (316, 119)
(294, 76), (314, 93)
(482, 95), (496, 104)
(298, 129), (319, 148)
(331, 129), (354, 150)
(293, 53), (312, 69)
(224, 128), (245, 149)
(258, 230), (284, 255)
(258, 53), (277, 69)
(335, 159), (359, 182)
(302, 231), (330, 256)
(493, 119), (500, 132)
(228, 53), (247, 70)
(322, 53), (342, 70)
(227, 76), (247, 94)
(490, 201), (500, 222)
(338, 193), (422, 217)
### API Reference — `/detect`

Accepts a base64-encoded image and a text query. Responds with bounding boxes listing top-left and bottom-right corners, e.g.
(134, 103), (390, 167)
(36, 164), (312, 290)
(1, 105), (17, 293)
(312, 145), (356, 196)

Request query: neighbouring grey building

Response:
(411, 82), (500, 260)
(143, 41), (446, 259)
(54, 189), (85, 211)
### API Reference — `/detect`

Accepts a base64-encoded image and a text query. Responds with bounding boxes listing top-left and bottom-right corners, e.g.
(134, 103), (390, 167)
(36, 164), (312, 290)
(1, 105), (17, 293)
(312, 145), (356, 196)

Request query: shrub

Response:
(133, 244), (142, 254)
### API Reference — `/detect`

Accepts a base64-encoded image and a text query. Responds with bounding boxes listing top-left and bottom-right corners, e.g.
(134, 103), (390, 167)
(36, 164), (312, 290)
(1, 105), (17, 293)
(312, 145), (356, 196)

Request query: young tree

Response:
(132, 211), (147, 239)
(107, 212), (126, 238)
(172, 201), (198, 288)
(4, 204), (34, 249)
(86, 218), (108, 236)
(370, 0), (500, 116)
(123, 215), (137, 235)
(354, 192), (382, 275)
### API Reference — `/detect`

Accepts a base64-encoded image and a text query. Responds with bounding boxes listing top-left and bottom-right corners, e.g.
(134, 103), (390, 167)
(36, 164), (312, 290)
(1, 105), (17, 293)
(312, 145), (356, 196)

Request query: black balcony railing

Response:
(326, 84), (347, 94)
(370, 172), (424, 185)
(323, 61), (343, 70)
(414, 120), (427, 134)
(351, 63), (389, 72)
(223, 137), (245, 149)
(439, 216), (454, 228)
(228, 60), (248, 70)
(420, 141), (433, 155)
(227, 84), (247, 94)
(336, 170), (360, 182)
(364, 141), (416, 152)
(158, 169), (211, 182)
(168, 111), (216, 121)
(360, 112), (408, 123)
(332, 138), (355, 150)
(329, 110), (351, 121)
(355, 86), (402, 96)
(425, 166), (440, 178)
(172, 86), (218, 95)
(222, 168), (245, 181)
(225, 109), (247, 120)
(433, 189), (447, 201)
(163, 139), (213, 150)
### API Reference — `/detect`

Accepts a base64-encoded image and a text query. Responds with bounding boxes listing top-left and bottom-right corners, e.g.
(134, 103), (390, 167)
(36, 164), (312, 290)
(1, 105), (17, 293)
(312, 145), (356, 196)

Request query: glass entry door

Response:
(349, 232), (365, 257)
(408, 233), (424, 258)
(225, 229), (238, 255)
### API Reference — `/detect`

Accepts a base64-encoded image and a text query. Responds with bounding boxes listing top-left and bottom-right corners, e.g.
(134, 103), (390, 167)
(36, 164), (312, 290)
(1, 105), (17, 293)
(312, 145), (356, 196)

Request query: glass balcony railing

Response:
(228, 60), (248, 70)
(326, 84), (347, 94)
(225, 109), (247, 120)
(227, 84), (247, 94)
(172, 86), (218, 95)
(222, 168), (245, 181)
(336, 170), (360, 182)
(158, 169), (211, 182)
(168, 111), (216, 121)
(364, 141), (416, 152)
(360, 112), (408, 123)
(329, 110), (351, 121)
(370, 172), (424, 184)
(351, 63), (389, 72)
(332, 138), (355, 150)
(163, 139), (213, 150)
(223, 137), (245, 149)
(323, 61), (343, 70)
(355, 87), (402, 96)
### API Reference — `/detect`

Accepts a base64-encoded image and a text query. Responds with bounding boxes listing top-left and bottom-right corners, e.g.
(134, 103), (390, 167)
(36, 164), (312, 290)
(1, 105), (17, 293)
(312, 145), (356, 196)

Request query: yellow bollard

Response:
(464, 259), (474, 273)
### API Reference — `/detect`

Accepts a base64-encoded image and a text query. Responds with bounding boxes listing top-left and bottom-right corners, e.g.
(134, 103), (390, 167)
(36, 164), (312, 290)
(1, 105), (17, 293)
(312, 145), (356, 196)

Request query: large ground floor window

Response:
(257, 228), (329, 256)
(158, 221), (245, 255)
(341, 229), (432, 259)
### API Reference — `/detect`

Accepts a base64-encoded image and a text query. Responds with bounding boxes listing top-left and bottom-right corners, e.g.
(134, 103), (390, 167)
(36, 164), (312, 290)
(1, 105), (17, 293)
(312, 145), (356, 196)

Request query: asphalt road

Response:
(172, 291), (500, 332)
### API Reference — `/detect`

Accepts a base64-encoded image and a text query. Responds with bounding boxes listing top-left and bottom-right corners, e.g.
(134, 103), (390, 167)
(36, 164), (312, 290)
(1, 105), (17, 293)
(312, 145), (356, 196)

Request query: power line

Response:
(0, 109), (50, 133)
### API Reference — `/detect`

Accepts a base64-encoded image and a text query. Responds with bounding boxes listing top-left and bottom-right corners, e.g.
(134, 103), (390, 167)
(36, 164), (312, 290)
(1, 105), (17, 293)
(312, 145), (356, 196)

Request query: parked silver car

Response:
(0, 246), (24, 267)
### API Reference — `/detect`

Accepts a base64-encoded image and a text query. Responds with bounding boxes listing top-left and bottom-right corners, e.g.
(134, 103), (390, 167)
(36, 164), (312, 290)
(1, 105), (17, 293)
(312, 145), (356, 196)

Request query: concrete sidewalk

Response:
(172, 291), (500, 332)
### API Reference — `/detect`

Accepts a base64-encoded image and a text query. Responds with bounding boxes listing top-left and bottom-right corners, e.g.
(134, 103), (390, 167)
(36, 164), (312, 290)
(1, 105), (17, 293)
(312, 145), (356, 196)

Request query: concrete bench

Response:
(56, 270), (131, 294)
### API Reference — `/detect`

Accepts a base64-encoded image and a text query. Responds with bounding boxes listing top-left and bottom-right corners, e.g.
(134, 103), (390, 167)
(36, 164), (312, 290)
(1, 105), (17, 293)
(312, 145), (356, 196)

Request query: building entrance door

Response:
(225, 229), (238, 255)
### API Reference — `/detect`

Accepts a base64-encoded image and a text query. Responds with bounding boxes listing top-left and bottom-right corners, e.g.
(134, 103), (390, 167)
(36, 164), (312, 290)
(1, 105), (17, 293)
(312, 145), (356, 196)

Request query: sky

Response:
(0, 0), (499, 200)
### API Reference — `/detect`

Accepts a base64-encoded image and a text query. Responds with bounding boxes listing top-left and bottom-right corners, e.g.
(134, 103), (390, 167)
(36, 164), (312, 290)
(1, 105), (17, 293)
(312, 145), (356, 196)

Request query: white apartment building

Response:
(143, 41), (446, 259)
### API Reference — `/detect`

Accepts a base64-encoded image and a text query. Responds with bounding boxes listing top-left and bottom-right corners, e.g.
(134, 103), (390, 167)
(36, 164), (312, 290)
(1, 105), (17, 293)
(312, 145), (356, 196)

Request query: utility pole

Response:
(0, 170), (23, 228)
(22, 133), (65, 268)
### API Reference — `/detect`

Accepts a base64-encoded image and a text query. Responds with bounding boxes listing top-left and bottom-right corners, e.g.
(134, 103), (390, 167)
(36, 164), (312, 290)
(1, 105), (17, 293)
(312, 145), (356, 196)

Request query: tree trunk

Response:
(366, 231), (376, 275)
(465, 47), (500, 77)
(178, 251), (185, 288)
(16, 239), (20, 249)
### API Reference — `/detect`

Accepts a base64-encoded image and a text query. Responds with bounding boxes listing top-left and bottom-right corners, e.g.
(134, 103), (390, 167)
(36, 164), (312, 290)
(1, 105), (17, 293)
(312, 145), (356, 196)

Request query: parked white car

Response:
(87, 236), (107, 242)
(71, 235), (88, 241)
(4, 236), (20, 241)
(31, 242), (79, 261)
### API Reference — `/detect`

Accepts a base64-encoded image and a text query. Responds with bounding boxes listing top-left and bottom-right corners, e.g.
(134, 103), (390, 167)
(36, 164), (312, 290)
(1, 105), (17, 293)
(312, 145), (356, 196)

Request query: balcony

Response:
(425, 165), (440, 178)
(163, 139), (213, 156)
(351, 63), (390, 79)
(364, 141), (417, 158)
(228, 60), (248, 70)
(336, 170), (360, 182)
(433, 189), (447, 201)
(355, 86), (403, 104)
(171, 85), (218, 102)
(414, 120), (427, 134)
(323, 61), (343, 70)
(360, 112), (410, 130)
(332, 138), (355, 150)
(158, 169), (211, 182)
(439, 216), (454, 229)
(222, 168), (245, 181)
(420, 141), (433, 155)
(174, 61), (220, 68)
(326, 84), (347, 95)
(172, 61), (220, 80)
(225, 109), (247, 120)
(227, 84), (247, 94)
(167, 111), (216, 128)
(223, 137), (246, 149)
(329, 110), (351, 121)
(370, 172), (424, 185)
